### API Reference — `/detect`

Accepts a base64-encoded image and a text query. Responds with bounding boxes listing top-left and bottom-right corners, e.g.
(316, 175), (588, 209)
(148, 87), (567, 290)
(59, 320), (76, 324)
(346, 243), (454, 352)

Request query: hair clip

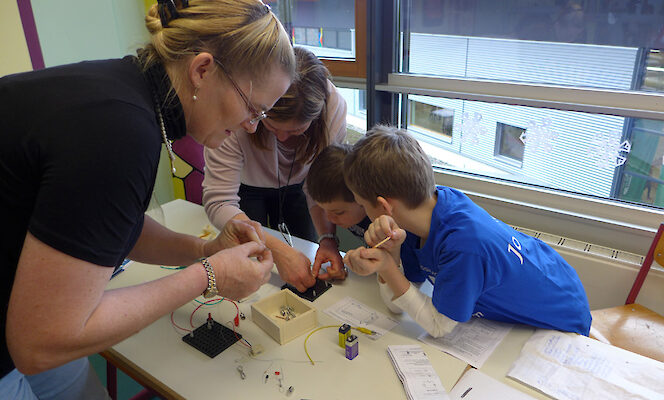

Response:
(260, 1), (271, 12)
(157, 0), (180, 28)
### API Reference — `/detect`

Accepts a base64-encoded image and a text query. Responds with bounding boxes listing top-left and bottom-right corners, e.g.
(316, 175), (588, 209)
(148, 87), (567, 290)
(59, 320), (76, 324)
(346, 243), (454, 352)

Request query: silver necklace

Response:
(155, 103), (176, 174)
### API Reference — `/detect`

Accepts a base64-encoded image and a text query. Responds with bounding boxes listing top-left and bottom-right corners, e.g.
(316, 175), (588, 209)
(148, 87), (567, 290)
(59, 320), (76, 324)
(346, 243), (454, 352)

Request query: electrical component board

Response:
(182, 318), (241, 358)
(281, 278), (331, 302)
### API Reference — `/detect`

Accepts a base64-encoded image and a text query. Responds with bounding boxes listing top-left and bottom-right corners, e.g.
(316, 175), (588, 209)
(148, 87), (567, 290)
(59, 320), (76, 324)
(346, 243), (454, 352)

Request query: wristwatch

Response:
(200, 257), (219, 298)
(318, 233), (339, 247)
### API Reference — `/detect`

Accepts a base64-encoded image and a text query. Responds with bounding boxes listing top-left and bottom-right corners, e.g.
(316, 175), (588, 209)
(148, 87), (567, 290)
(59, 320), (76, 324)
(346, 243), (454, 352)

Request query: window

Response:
(267, 0), (366, 77)
(495, 122), (525, 165)
(408, 100), (454, 142)
(337, 87), (367, 143)
(396, 1), (664, 209)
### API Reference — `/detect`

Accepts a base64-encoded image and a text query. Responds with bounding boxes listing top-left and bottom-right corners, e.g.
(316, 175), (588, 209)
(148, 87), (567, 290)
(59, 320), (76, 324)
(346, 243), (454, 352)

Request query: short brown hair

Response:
(250, 46), (331, 164)
(344, 125), (435, 208)
(306, 143), (354, 203)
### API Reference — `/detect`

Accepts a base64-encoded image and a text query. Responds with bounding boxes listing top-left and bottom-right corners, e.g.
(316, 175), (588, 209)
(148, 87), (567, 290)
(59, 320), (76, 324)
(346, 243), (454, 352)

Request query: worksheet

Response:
(507, 330), (664, 400)
(324, 296), (399, 338)
(388, 344), (450, 400)
(449, 369), (535, 400)
(418, 318), (512, 368)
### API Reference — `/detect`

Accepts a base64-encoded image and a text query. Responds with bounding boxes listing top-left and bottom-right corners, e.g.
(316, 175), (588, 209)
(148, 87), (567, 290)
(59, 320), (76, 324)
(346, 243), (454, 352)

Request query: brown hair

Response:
(140, 0), (295, 88)
(344, 125), (435, 208)
(249, 46), (330, 163)
(306, 143), (354, 203)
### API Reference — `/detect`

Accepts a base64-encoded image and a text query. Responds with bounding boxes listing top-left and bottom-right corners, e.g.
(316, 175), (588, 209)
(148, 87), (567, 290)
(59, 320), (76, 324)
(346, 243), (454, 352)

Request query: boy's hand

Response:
(343, 247), (396, 276)
(365, 216), (406, 264)
(312, 239), (346, 280)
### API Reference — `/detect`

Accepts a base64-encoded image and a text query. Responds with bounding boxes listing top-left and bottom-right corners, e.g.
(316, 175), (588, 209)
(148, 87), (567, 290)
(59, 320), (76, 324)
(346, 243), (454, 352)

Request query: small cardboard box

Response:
(251, 289), (318, 345)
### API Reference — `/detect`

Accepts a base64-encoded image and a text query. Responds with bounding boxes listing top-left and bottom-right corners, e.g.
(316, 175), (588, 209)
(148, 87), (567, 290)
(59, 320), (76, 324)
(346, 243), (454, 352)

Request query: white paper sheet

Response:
(507, 330), (664, 400)
(388, 344), (450, 400)
(324, 296), (399, 338)
(418, 318), (512, 368)
(449, 369), (535, 400)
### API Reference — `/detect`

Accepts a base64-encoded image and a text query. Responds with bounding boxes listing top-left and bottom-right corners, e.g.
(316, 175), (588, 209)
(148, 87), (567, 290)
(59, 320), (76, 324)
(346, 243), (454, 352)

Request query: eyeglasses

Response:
(278, 222), (293, 247)
(213, 58), (267, 125)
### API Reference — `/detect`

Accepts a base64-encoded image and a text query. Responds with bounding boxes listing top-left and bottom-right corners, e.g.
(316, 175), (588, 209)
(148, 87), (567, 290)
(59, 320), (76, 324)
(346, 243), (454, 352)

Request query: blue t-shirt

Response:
(400, 186), (592, 335)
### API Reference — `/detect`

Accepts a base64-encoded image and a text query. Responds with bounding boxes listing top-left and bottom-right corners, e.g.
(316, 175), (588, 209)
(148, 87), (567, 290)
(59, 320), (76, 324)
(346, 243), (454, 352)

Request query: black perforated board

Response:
(182, 319), (241, 358)
(281, 278), (332, 302)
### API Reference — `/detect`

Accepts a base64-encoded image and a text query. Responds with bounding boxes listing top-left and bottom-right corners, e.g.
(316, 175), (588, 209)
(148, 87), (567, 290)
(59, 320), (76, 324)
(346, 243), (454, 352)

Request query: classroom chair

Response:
(589, 223), (664, 363)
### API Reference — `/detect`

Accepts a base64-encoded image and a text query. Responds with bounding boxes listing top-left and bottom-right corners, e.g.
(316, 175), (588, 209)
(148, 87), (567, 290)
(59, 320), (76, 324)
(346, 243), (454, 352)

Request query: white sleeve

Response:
(377, 274), (404, 314)
(392, 284), (458, 338)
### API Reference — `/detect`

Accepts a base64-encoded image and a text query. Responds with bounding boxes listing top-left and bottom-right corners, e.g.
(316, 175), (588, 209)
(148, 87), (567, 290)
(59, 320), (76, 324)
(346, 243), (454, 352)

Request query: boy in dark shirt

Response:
(307, 144), (371, 279)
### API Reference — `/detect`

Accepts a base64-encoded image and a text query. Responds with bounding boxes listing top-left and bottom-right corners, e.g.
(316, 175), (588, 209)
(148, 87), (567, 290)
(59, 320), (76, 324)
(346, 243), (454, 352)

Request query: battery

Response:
(338, 324), (351, 348)
(345, 334), (358, 360)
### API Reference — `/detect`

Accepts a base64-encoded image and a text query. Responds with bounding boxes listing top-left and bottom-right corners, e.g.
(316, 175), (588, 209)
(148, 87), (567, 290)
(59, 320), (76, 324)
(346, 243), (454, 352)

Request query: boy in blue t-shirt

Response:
(342, 126), (592, 336)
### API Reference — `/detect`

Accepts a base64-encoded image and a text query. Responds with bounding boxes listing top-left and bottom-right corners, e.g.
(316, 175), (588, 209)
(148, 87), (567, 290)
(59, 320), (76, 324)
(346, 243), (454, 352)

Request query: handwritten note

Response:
(507, 330), (664, 400)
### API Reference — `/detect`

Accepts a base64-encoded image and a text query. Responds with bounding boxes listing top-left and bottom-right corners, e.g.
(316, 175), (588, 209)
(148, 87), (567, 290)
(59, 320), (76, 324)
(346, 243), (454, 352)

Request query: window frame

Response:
(330, 1), (664, 256)
(494, 122), (525, 166)
(320, 0), (367, 78)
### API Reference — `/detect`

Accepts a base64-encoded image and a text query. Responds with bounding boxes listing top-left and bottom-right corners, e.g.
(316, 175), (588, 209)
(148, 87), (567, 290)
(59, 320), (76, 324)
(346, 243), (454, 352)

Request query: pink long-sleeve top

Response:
(202, 80), (347, 229)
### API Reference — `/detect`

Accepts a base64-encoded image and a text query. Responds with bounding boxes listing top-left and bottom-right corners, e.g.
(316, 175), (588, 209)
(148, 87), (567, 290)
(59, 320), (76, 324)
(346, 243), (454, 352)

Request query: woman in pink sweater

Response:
(203, 47), (348, 292)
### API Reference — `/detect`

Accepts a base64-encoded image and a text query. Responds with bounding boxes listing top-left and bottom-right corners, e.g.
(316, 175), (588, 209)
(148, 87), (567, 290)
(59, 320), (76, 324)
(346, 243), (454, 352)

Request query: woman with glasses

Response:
(0, 1), (294, 399)
(203, 47), (348, 293)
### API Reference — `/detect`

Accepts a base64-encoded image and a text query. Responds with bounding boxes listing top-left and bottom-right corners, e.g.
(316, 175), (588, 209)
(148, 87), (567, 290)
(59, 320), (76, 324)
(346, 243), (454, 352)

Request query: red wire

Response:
(170, 311), (191, 333)
(189, 298), (240, 328)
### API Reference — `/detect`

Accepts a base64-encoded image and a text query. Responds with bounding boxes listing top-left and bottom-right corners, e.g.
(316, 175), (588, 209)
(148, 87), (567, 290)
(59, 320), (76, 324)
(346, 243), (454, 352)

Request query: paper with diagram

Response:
(324, 296), (399, 338)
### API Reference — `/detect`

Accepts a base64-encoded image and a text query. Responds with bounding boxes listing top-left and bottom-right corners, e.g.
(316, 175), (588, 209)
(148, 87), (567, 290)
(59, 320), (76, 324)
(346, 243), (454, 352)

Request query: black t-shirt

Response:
(348, 216), (372, 243)
(0, 56), (180, 377)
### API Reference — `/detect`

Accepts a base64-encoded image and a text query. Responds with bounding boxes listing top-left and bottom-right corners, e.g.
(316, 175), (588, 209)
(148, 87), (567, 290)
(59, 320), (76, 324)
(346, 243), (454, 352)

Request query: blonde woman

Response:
(0, 1), (294, 398)
(203, 47), (348, 293)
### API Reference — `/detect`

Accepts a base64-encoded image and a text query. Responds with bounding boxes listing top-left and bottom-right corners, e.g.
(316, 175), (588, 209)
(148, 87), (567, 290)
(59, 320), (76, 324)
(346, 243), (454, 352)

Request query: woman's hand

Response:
(312, 238), (346, 280)
(204, 219), (265, 255)
(208, 241), (273, 300)
(273, 245), (315, 292)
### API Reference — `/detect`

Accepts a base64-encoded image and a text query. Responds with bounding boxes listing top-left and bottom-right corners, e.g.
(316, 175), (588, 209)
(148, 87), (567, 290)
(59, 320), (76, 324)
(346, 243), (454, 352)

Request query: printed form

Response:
(419, 318), (512, 368)
(507, 330), (664, 400)
(388, 344), (449, 400)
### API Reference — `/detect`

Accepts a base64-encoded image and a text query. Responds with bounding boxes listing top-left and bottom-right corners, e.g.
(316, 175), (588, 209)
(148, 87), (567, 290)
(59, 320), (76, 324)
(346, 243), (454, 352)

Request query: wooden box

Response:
(251, 289), (318, 345)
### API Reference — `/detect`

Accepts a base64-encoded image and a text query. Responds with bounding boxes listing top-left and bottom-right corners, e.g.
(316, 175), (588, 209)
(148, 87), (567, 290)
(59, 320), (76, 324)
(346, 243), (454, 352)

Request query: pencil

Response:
(372, 236), (391, 249)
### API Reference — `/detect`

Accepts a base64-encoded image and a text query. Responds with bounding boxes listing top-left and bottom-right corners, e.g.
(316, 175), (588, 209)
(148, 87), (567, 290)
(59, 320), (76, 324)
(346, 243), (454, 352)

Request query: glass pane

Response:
(408, 100), (454, 141)
(267, 0), (355, 59)
(403, 0), (664, 92)
(337, 87), (367, 142)
(409, 95), (664, 206)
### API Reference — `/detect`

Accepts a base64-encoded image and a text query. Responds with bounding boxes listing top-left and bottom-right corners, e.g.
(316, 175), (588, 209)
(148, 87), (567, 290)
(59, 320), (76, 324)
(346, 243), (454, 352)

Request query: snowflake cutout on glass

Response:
(460, 111), (487, 145)
(520, 118), (558, 154)
(588, 130), (631, 168)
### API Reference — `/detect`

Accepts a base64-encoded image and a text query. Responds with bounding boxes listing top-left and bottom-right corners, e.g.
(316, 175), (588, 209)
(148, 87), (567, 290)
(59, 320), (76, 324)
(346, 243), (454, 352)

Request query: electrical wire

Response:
(303, 325), (338, 365)
(160, 265), (186, 270)
(170, 311), (191, 333)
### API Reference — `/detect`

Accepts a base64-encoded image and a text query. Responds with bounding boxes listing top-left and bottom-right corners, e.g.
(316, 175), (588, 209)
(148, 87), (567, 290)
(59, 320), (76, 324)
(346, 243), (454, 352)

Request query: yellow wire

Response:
(304, 325), (338, 365)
